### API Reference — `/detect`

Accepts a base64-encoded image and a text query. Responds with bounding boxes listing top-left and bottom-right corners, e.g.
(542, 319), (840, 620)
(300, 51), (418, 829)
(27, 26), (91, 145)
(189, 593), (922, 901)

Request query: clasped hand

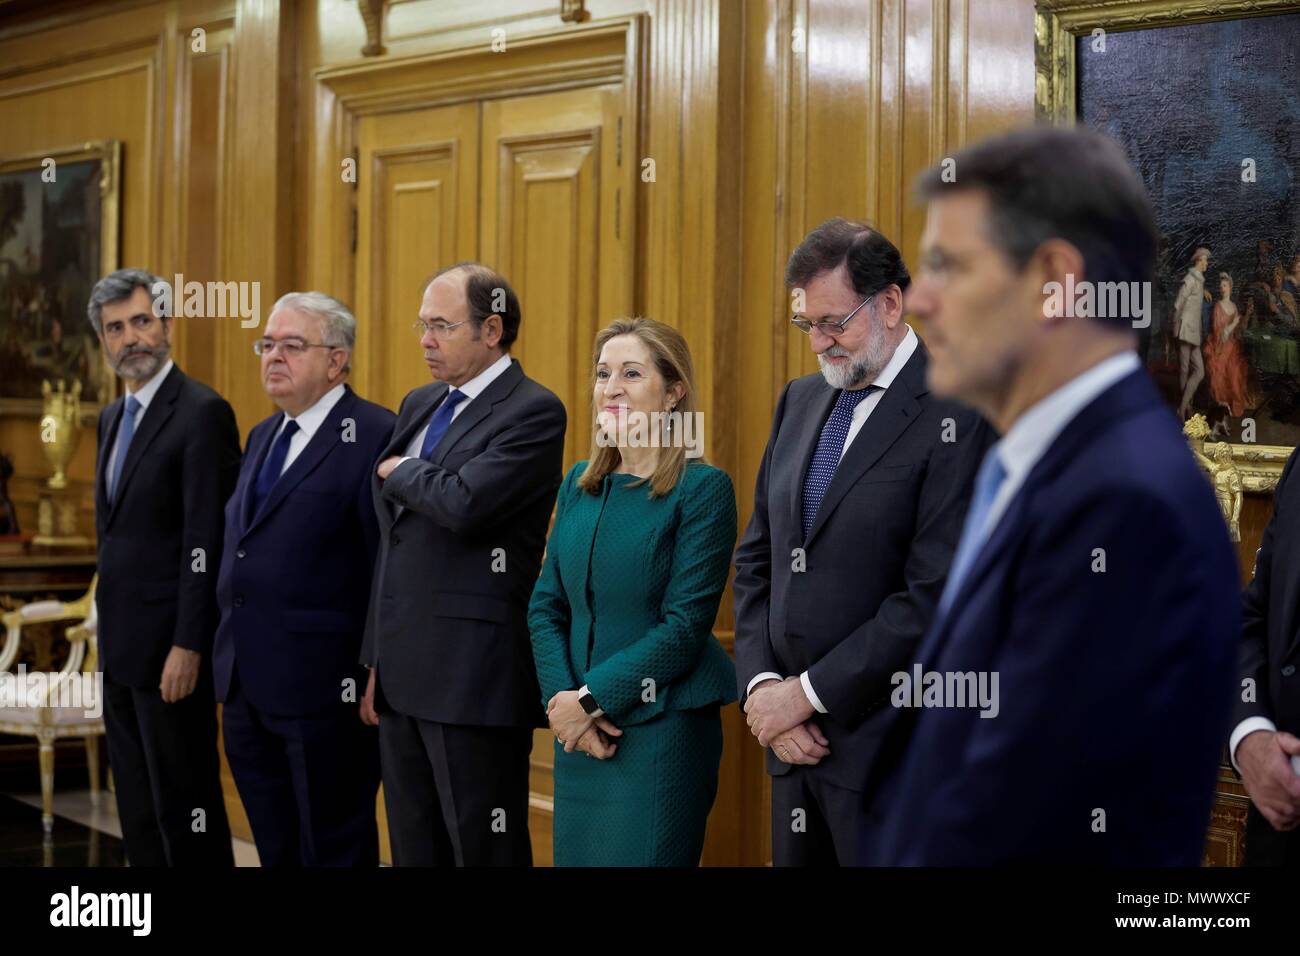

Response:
(744, 676), (830, 765)
(547, 690), (623, 759)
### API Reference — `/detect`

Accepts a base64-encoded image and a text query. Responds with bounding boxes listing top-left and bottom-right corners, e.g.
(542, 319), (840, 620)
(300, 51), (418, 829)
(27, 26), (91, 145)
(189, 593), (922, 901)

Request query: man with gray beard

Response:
(733, 218), (993, 865)
(89, 268), (239, 866)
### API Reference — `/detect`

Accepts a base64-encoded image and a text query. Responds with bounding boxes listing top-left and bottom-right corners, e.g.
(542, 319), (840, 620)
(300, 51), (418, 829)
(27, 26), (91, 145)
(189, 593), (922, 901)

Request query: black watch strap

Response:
(578, 688), (603, 716)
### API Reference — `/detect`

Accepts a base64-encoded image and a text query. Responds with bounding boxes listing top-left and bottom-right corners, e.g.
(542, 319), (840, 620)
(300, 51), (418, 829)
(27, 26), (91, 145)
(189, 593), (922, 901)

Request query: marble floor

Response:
(0, 789), (260, 866)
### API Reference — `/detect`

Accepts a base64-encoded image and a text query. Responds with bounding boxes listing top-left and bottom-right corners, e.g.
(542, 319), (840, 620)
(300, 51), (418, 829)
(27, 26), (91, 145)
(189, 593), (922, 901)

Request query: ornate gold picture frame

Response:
(0, 139), (121, 422)
(1035, 0), (1300, 492)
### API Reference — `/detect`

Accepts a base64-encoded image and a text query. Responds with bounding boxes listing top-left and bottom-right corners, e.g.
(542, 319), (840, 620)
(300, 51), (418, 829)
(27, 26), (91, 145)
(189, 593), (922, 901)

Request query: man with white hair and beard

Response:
(733, 218), (994, 865)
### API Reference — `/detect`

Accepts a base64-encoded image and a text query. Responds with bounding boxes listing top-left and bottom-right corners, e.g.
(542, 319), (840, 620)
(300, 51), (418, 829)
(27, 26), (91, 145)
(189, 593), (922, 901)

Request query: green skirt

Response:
(552, 706), (723, 866)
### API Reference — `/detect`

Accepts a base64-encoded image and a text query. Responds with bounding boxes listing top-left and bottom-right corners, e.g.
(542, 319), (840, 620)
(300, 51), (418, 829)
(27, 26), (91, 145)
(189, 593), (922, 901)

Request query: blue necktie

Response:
(419, 389), (467, 459)
(251, 419), (299, 517)
(936, 447), (1008, 618)
(108, 395), (141, 504)
(801, 386), (878, 538)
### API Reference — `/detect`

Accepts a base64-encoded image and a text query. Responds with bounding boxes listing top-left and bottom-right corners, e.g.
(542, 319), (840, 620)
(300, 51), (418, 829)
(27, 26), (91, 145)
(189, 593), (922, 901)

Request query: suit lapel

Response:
(389, 385), (447, 462)
(787, 385), (836, 543)
(804, 349), (928, 547)
(431, 360), (524, 466)
(868, 367), (1162, 809)
(918, 488), (1033, 670)
(389, 361), (524, 525)
(106, 366), (182, 528)
(245, 387), (358, 535)
(239, 419), (278, 531)
(97, 399), (123, 519)
(380, 385), (445, 526)
(920, 367), (1161, 663)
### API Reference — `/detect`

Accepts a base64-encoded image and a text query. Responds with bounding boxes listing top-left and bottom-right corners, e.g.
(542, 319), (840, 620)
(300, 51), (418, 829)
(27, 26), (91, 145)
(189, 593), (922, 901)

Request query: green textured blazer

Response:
(528, 460), (739, 724)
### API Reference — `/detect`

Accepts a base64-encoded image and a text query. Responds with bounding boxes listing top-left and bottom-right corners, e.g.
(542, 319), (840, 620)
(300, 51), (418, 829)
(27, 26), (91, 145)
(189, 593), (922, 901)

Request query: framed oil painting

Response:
(0, 140), (120, 420)
(1037, 0), (1300, 489)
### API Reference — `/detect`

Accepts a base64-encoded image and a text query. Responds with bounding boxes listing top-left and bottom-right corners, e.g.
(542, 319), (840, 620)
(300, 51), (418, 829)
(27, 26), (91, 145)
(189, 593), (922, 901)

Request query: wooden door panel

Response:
(481, 85), (633, 469)
(355, 103), (479, 412)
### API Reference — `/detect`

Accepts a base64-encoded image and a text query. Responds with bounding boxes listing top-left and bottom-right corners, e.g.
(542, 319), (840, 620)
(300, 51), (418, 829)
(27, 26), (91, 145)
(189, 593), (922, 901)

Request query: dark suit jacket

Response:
(1238, 446), (1300, 747)
(212, 385), (395, 716)
(95, 364), (241, 688)
(868, 368), (1240, 865)
(361, 358), (566, 728)
(733, 341), (994, 791)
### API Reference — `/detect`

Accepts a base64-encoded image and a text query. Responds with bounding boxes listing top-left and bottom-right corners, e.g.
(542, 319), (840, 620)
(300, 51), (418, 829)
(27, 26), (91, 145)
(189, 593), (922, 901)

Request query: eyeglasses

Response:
(790, 293), (876, 336)
(412, 319), (470, 339)
(253, 338), (337, 358)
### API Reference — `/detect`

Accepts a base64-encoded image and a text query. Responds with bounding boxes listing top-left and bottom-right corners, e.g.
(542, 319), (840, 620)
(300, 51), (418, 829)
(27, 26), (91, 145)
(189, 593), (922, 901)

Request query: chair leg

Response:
(38, 733), (55, 834)
(85, 737), (100, 800)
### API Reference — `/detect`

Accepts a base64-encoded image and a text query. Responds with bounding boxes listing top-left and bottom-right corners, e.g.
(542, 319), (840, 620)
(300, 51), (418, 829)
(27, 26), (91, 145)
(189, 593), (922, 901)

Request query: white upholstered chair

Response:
(0, 576), (104, 832)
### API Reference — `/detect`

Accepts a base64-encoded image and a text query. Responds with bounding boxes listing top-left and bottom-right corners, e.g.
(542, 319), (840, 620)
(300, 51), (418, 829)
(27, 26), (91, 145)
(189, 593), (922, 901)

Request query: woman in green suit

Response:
(528, 317), (738, 866)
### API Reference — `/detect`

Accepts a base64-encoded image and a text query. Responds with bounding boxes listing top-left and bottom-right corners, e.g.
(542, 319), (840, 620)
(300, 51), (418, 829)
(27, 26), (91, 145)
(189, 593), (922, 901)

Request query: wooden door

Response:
(480, 85), (635, 469)
(353, 102), (479, 412)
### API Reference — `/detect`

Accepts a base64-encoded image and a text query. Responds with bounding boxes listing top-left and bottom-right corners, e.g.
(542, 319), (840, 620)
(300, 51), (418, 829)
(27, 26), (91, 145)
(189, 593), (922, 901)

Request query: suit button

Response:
(236, 549), (246, 559)
(1284, 665), (1296, 677)
(233, 596), (244, 608)
(391, 533), (400, 546)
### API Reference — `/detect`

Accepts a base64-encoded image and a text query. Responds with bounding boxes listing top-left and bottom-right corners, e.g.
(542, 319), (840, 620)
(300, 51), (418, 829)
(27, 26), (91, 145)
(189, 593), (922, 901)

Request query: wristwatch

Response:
(577, 685), (604, 718)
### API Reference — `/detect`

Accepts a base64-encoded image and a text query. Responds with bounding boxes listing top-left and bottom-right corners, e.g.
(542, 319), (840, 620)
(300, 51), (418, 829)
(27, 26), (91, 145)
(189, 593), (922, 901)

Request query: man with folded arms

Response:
(364, 263), (566, 866)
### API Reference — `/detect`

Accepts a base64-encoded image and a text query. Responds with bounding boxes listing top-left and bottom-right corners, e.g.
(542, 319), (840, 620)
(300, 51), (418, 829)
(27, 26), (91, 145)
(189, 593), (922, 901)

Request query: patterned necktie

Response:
(936, 447), (1008, 618)
(251, 419), (300, 517)
(108, 395), (141, 504)
(801, 385), (879, 538)
(419, 389), (468, 459)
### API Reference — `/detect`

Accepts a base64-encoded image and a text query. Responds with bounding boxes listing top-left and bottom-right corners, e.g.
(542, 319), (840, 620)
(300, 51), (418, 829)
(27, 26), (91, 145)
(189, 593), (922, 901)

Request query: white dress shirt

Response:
(400, 353), (514, 461)
(837, 324), (918, 463)
(265, 382), (347, 476)
(745, 327), (921, 710)
(107, 358), (174, 492)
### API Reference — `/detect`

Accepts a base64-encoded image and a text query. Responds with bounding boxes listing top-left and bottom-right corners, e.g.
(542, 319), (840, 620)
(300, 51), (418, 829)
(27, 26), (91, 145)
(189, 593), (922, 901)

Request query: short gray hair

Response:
(271, 291), (357, 372)
(87, 268), (165, 335)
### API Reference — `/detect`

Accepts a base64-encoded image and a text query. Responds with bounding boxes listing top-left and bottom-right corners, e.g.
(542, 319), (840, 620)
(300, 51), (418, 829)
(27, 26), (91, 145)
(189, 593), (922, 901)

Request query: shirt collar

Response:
(278, 382), (346, 441)
(993, 350), (1141, 485)
(124, 358), (174, 412)
(871, 325), (918, 392)
(454, 353), (513, 402)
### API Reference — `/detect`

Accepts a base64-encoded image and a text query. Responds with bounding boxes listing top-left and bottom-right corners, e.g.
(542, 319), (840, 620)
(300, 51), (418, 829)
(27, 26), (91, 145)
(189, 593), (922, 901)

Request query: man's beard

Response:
(817, 313), (892, 390)
(109, 343), (169, 382)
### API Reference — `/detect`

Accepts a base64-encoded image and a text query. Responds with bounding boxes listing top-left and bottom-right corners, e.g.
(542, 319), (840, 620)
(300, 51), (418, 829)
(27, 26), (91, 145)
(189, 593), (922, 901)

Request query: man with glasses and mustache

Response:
(734, 220), (993, 865)
(88, 268), (240, 866)
(212, 292), (394, 866)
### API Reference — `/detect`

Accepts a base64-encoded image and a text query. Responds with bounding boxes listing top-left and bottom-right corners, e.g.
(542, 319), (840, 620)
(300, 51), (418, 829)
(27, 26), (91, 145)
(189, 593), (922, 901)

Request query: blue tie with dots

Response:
(801, 385), (879, 538)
